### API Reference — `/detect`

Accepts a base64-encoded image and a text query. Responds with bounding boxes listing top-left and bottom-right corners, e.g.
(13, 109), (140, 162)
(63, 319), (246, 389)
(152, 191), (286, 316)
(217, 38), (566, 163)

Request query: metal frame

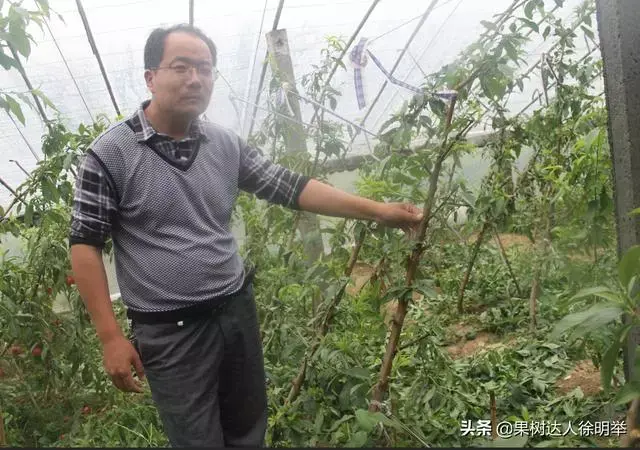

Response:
(345, 0), (439, 149)
(76, 0), (121, 116)
(245, 0), (286, 139)
(44, 19), (94, 122)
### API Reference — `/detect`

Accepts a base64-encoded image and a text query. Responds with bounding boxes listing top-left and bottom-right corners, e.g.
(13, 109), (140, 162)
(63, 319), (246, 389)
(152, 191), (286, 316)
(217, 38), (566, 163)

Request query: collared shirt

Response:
(130, 100), (205, 163)
(70, 100), (310, 249)
(69, 101), (311, 312)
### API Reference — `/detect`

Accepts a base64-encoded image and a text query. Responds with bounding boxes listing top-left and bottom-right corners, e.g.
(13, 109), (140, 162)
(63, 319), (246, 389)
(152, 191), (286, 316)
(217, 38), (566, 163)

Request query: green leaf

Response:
(532, 378), (546, 394)
(551, 303), (622, 340)
(568, 306), (623, 341)
(8, 29), (31, 58)
(553, 0), (564, 6)
(519, 18), (539, 33)
(35, 0), (50, 16)
(524, 0), (535, 20)
(629, 208), (640, 217)
(329, 96), (337, 111)
(601, 324), (630, 392)
(23, 203), (33, 226)
(582, 25), (594, 41)
(504, 41), (519, 62)
(0, 50), (16, 70)
(569, 286), (623, 305)
(32, 89), (57, 111)
(614, 380), (640, 405)
(619, 246), (640, 288)
(345, 430), (368, 447)
(63, 153), (75, 171)
(480, 20), (498, 32)
(355, 409), (378, 432)
(6, 95), (25, 125)
(343, 367), (370, 380)
(583, 128), (601, 152)
(429, 98), (445, 116)
(542, 25), (551, 40)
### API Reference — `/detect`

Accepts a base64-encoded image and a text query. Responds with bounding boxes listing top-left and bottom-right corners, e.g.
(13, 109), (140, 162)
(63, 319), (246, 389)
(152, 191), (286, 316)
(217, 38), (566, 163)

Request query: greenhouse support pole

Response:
(596, 0), (640, 385)
(265, 29), (325, 268)
(189, 0), (194, 25)
(76, 0), (121, 116)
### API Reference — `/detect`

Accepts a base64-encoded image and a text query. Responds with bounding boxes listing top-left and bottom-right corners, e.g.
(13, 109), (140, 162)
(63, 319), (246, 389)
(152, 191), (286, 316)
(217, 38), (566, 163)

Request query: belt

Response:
(126, 265), (256, 326)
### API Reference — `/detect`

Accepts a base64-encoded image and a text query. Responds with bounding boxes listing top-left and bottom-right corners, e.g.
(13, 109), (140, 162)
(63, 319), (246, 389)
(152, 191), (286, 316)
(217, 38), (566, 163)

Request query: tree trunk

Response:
(370, 97), (457, 412)
(457, 221), (488, 314)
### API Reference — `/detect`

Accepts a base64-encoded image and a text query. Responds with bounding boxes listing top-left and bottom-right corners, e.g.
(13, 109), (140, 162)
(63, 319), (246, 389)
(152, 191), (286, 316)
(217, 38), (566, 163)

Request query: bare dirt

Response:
(444, 322), (517, 358)
(346, 262), (376, 296)
(379, 291), (427, 329)
(555, 359), (603, 397)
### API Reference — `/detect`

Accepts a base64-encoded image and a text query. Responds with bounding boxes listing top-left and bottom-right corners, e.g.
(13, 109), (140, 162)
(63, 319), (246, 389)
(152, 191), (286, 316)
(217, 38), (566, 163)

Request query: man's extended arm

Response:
(237, 138), (423, 231)
(296, 178), (422, 228)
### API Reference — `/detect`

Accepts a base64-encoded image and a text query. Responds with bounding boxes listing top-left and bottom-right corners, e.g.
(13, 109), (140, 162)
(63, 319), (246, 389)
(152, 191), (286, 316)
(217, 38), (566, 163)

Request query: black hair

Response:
(144, 24), (217, 70)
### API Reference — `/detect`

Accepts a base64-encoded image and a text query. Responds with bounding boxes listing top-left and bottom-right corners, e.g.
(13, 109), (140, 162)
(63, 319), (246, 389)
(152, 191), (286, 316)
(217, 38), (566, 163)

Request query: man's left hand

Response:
(375, 202), (423, 236)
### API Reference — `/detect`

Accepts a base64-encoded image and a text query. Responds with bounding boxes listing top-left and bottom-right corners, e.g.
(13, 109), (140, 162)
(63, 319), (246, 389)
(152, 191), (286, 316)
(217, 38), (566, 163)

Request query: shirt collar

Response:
(130, 100), (207, 143)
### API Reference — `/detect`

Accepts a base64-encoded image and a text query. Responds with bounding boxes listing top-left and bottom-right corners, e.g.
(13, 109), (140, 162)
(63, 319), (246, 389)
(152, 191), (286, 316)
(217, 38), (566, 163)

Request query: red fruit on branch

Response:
(82, 405), (91, 415)
(65, 275), (75, 286)
(0, 367), (5, 377)
(63, 416), (70, 423)
(60, 434), (65, 440)
(9, 345), (23, 356)
(46, 287), (53, 295)
(31, 346), (42, 357)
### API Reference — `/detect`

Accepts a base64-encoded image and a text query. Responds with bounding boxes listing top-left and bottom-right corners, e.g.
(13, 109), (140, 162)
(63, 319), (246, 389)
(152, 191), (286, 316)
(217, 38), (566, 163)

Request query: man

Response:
(69, 24), (422, 448)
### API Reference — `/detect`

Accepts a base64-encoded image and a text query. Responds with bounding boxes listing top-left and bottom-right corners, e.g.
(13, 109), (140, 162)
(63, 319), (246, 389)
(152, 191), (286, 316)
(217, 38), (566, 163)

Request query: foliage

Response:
(0, 0), (57, 124)
(0, 0), (632, 447)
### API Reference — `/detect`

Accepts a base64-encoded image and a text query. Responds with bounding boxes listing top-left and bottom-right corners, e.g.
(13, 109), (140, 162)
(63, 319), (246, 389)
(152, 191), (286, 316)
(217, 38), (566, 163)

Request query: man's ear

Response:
(144, 69), (155, 93)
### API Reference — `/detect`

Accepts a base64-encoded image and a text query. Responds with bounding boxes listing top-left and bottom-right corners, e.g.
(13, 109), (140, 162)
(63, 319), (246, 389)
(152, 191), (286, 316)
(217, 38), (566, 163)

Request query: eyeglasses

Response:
(153, 62), (218, 80)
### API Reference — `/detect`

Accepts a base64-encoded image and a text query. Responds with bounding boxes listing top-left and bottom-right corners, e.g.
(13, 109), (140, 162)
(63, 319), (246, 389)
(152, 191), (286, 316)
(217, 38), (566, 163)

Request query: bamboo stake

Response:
(369, 96), (458, 413)
(286, 225), (368, 404)
(457, 221), (489, 314)
(493, 229), (523, 297)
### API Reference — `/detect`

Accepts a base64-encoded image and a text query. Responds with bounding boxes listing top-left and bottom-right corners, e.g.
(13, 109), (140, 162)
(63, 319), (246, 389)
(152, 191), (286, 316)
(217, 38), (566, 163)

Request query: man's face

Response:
(145, 32), (214, 118)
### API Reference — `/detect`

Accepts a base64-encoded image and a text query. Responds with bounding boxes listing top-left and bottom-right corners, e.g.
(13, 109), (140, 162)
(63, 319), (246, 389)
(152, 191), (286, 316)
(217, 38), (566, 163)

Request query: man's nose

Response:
(186, 67), (203, 87)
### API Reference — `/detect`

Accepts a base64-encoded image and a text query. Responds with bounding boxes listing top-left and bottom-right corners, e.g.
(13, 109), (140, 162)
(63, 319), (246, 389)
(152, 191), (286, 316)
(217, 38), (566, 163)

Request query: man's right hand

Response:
(102, 334), (145, 393)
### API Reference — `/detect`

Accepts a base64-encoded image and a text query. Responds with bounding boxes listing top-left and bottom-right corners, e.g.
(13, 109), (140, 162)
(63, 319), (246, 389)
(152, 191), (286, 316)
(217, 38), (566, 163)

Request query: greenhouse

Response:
(1, 0), (639, 447)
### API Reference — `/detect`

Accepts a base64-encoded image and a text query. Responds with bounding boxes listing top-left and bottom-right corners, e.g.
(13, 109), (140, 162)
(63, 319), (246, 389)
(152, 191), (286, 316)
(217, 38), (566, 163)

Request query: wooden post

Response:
(265, 29), (325, 267)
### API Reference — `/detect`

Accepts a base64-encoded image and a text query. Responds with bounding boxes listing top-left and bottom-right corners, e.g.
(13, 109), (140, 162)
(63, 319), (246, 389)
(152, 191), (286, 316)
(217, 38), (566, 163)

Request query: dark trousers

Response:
(131, 283), (268, 447)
